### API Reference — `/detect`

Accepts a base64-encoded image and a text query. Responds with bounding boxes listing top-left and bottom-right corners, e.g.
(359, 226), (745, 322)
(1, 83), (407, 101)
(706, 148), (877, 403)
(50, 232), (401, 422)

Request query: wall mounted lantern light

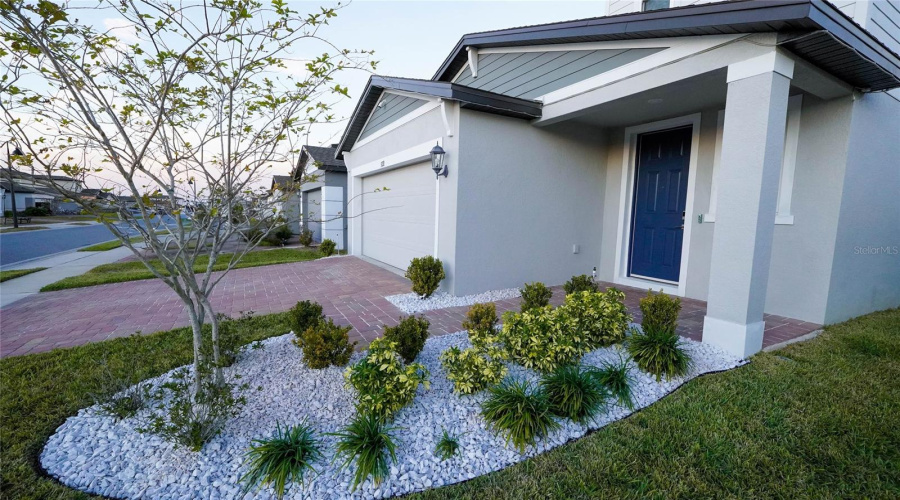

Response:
(430, 142), (448, 179)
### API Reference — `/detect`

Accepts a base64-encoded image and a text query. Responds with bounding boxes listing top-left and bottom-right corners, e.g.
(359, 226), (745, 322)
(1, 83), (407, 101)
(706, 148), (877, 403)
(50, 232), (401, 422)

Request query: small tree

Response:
(0, 0), (373, 397)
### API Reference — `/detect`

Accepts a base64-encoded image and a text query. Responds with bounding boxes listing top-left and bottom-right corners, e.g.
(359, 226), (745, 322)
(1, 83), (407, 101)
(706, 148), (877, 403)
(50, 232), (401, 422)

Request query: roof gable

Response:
(358, 93), (430, 141)
(453, 47), (664, 99)
(433, 0), (900, 92)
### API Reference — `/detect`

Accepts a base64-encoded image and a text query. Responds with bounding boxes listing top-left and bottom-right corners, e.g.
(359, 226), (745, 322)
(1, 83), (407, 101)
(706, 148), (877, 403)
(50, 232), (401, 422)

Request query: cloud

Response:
(103, 18), (139, 44)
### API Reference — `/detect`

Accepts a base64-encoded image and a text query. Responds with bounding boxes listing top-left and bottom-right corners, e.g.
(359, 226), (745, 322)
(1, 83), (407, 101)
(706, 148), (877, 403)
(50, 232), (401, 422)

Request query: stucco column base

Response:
(702, 316), (764, 359)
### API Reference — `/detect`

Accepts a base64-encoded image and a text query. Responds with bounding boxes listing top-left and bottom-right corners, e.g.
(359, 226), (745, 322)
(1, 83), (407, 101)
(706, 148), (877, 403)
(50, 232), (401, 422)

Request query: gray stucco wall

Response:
(763, 94), (854, 323)
(453, 109), (607, 296)
(824, 91), (900, 323)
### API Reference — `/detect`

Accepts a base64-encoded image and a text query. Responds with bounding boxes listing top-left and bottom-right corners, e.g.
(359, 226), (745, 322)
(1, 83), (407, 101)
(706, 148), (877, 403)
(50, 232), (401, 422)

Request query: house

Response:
(1, 180), (54, 212)
(292, 144), (348, 249)
(335, 0), (900, 358)
(268, 175), (301, 233)
(1, 170), (84, 213)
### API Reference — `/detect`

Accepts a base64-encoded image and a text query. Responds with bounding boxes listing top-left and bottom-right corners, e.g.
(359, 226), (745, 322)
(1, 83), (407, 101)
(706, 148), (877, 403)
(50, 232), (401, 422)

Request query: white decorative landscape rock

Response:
(41, 331), (744, 499)
(386, 289), (521, 314)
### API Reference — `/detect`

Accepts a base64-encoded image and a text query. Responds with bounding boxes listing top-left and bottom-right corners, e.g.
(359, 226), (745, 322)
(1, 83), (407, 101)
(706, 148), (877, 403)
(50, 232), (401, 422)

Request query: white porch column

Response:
(702, 51), (794, 358)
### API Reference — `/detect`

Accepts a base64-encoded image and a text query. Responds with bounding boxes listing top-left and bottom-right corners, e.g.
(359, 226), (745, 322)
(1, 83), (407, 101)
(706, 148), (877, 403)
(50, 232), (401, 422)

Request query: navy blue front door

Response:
(629, 126), (692, 283)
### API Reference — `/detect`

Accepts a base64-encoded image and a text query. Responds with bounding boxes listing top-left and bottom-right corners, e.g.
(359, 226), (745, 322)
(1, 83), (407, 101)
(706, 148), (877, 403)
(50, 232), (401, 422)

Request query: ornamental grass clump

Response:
(520, 282), (552, 312)
(405, 255), (445, 298)
(240, 421), (322, 499)
(383, 315), (430, 363)
(555, 288), (631, 351)
(331, 412), (398, 491)
(345, 338), (429, 420)
(434, 428), (462, 461)
(628, 327), (693, 381)
(540, 364), (608, 423)
(481, 378), (560, 453)
(294, 318), (356, 369)
(589, 358), (634, 410)
(629, 289), (692, 381)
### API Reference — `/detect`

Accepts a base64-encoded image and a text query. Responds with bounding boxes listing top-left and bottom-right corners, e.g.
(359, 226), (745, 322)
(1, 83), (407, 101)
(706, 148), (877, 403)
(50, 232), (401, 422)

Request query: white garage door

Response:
(362, 162), (435, 270)
(304, 189), (321, 242)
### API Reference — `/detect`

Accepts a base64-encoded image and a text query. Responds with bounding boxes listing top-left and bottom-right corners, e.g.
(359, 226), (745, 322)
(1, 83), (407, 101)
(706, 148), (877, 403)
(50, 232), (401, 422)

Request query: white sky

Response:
(62, 1), (612, 188)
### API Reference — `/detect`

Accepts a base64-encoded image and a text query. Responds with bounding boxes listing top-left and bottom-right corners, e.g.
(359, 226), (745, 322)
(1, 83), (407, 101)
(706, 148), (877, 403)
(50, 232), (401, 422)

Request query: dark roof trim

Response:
(432, 0), (900, 92)
(335, 76), (542, 157)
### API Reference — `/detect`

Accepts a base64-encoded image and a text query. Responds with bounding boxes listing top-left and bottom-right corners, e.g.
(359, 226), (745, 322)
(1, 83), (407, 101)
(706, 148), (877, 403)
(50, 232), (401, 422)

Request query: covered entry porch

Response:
(535, 35), (854, 358)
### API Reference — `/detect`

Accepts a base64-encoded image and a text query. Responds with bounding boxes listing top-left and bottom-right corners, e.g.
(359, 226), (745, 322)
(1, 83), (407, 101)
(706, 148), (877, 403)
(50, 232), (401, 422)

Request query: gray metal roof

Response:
(336, 76), (543, 157)
(432, 0), (900, 92)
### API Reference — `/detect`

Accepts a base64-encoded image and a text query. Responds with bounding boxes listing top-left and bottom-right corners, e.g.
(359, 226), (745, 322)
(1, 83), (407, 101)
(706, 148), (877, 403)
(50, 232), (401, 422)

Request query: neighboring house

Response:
(1, 180), (55, 212)
(292, 144), (348, 249)
(2, 171), (84, 212)
(336, 0), (900, 358)
(269, 175), (301, 233)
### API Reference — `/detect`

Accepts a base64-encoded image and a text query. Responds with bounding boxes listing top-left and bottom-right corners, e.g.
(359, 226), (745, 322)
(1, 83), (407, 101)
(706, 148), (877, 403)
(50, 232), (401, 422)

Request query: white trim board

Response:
(350, 138), (440, 179)
(613, 113), (702, 298)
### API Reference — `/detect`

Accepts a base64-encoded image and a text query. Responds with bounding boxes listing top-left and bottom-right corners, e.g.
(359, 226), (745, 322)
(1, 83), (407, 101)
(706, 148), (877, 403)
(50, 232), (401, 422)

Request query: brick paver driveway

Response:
(0, 256), (821, 357)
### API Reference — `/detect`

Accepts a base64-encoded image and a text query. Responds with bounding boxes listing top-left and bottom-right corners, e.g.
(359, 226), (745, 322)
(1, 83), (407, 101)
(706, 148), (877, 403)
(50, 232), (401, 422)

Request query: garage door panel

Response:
(361, 162), (435, 270)
(304, 189), (322, 242)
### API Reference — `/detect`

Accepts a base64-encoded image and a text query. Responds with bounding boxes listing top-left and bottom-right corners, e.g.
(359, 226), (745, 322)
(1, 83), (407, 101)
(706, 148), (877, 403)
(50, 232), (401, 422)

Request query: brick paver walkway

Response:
(0, 256), (821, 357)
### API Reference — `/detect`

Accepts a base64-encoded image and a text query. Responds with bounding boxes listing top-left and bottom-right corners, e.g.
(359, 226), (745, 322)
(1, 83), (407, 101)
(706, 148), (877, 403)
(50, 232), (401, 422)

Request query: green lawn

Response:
(77, 236), (143, 252)
(41, 248), (324, 292)
(1, 309), (897, 499)
(412, 309), (900, 500)
(0, 267), (47, 282)
(0, 226), (49, 233)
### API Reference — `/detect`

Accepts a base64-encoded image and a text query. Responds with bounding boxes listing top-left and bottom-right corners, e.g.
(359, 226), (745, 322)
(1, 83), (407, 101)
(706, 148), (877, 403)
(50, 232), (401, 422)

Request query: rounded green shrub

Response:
(405, 256), (445, 298)
(319, 238), (336, 256)
(499, 307), (581, 373)
(440, 346), (507, 395)
(345, 338), (429, 420)
(640, 289), (681, 335)
(273, 225), (293, 245)
(462, 302), (500, 351)
(383, 316), (430, 363)
(540, 364), (607, 423)
(563, 274), (599, 295)
(481, 378), (560, 453)
(556, 289), (631, 351)
(289, 300), (324, 337)
(294, 318), (356, 369)
(520, 282), (552, 312)
(298, 229), (313, 247)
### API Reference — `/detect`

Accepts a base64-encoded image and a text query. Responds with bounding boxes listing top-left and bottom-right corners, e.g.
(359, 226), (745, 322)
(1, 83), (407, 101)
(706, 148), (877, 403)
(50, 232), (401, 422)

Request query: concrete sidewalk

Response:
(0, 247), (133, 307)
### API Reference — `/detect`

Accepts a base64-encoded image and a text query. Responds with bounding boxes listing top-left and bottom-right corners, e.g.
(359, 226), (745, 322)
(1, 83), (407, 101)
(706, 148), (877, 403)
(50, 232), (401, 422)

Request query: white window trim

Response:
(613, 113), (702, 298)
(704, 94), (802, 225)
